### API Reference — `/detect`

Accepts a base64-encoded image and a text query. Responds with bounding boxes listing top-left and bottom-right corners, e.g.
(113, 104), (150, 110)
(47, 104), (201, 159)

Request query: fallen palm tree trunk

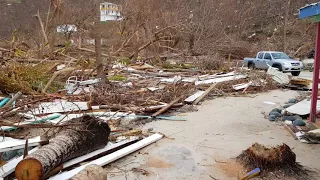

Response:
(15, 115), (111, 180)
(237, 143), (309, 178)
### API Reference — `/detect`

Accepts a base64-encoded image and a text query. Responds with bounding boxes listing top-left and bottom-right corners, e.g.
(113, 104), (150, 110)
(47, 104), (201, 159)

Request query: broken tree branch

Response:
(3, 91), (22, 108)
(78, 47), (109, 57)
(34, 9), (49, 45)
(129, 36), (172, 59)
(42, 67), (76, 93)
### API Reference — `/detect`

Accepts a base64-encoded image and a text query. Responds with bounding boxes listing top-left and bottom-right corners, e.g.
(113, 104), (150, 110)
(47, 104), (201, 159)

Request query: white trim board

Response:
(28, 101), (89, 115)
(49, 133), (163, 180)
(62, 137), (139, 169)
(195, 75), (247, 85)
(184, 91), (205, 103)
(0, 136), (41, 153)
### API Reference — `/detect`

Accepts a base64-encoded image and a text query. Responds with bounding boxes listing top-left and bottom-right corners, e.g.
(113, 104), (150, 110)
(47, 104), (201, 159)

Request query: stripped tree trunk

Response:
(71, 164), (108, 180)
(15, 115), (111, 180)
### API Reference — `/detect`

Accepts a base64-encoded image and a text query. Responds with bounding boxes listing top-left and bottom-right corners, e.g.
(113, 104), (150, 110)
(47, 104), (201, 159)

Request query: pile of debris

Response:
(266, 95), (320, 144)
(0, 60), (283, 179)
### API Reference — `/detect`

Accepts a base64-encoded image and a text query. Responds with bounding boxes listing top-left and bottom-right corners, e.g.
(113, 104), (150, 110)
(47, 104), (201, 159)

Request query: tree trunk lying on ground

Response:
(71, 164), (108, 180)
(15, 115), (111, 180)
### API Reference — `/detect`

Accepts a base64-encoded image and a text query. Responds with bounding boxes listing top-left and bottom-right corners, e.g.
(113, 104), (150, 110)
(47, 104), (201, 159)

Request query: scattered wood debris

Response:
(0, 59), (281, 179)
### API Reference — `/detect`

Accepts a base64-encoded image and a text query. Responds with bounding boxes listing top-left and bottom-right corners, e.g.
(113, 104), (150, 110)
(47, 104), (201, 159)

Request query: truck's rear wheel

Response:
(291, 71), (300, 76)
(248, 63), (255, 69)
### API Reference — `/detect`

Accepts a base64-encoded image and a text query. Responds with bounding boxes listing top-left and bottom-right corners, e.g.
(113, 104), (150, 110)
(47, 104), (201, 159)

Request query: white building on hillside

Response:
(100, 2), (122, 22)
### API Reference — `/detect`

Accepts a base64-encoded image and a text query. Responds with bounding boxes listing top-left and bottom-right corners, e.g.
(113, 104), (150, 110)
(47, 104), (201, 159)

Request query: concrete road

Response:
(299, 71), (313, 81)
(105, 90), (320, 180)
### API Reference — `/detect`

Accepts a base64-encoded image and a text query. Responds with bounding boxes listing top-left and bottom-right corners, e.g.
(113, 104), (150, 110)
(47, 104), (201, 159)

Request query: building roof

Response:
(299, 2), (320, 19)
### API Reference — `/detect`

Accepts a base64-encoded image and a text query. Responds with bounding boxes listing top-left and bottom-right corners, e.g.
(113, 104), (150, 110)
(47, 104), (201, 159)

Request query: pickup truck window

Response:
(257, 53), (264, 59)
(271, 52), (290, 60)
(264, 53), (272, 60)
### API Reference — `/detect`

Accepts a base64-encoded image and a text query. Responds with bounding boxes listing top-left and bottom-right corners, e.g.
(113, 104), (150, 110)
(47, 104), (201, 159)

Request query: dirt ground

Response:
(104, 89), (320, 180)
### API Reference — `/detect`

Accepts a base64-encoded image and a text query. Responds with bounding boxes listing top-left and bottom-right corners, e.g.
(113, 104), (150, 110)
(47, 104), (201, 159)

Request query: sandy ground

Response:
(105, 89), (320, 180)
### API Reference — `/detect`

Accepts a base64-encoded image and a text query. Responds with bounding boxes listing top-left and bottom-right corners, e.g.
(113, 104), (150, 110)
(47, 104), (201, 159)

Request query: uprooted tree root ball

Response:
(237, 143), (312, 179)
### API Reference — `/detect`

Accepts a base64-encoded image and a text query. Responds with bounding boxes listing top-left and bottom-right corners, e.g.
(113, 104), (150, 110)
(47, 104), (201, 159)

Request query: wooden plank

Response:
(28, 101), (90, 115)
(0, 148), (38, 178)
(184, 91), (205, 103)
(0, 137), (42, 153)
(290, 78), (311, 86)
(195, 75), (247, 85)
(284, 124), (298, 140)
(152, 96), (183, 117)
(193, 83), (218, 105)
(49, 133), (163, 180)
(142, 103), (183, 113)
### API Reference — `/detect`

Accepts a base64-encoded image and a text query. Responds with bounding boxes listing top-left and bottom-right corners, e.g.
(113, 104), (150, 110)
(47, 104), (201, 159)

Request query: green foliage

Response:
(108, 75), (127, 81)
(0, 62), (56, 94)
(117, 58), (131, 65)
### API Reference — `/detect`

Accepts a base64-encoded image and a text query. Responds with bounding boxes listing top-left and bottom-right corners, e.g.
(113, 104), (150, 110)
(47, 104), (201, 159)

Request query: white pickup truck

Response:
(243, 51), (303, 76)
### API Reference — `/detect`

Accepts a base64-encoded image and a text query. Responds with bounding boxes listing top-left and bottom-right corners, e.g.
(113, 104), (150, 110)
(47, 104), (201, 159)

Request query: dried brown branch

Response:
(34, 9), (49, 45)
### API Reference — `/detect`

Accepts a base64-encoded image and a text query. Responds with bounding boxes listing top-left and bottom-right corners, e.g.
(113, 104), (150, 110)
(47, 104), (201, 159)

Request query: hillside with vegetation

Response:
(0, 0), (318, 61)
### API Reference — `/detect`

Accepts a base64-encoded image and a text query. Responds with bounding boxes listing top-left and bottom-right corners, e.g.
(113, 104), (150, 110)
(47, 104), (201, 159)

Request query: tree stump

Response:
(15, 115), (111, 180)
(71, 164), (108, 180)
(237, 143), (297, 171)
